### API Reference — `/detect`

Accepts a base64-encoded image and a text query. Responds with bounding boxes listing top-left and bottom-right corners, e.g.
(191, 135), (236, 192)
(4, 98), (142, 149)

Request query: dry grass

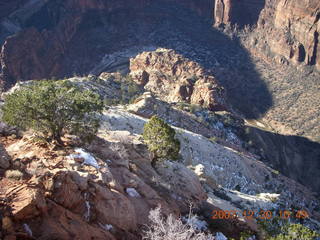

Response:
(142, 207), (214, 240)
(5, 170), (23, 180)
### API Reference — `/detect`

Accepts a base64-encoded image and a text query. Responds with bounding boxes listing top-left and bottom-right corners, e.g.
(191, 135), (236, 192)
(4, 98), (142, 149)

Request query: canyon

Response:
(0, 0), (320, 239)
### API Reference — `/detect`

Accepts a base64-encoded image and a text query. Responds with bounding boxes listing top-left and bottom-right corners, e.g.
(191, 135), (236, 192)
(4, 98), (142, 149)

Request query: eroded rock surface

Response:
(238, 0), (320, 70)
(130, 48), (226, 111)
(0, 133), (208, 239)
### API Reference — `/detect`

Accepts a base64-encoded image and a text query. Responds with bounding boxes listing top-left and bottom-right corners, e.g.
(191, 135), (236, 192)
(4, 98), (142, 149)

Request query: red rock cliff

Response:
(214, 0), (320, 70)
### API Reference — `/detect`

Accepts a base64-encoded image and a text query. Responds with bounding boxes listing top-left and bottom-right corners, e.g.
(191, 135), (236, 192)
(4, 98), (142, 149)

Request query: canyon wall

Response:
(0, 0), (216, 91)
(271, 0), (320, 69)
(0, 0), (319, 90)
(214, 0), (320, 70)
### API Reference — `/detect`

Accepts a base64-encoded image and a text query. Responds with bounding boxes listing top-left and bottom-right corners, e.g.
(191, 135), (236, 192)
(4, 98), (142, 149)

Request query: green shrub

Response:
(269, 223), (319, 240)
(258, 218), (319, 240)
(103, 75), (141, 106)
(2, 80), (103, 144)
(143, 116), (180, 162)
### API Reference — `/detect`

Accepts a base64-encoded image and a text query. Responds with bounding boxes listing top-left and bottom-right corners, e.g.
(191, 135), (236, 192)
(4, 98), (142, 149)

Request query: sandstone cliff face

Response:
(214, 0), (320, 70)
(245, 0), (320, 70)
(0, 0), (151, 90)
(271, 0), (320, 69)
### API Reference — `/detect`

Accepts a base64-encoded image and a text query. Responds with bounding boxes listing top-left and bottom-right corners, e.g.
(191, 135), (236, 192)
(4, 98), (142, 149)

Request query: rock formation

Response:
(214, 0), (320, 70)
(0, 133), (208, 239)
(129, 48), (226, 111)
(245, 0), (319, 70)
(1, 77), (320, 238)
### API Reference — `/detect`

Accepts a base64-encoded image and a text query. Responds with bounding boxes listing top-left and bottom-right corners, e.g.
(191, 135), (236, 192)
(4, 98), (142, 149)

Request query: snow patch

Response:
(126, 188), (141, 197)
(84, 193), (91, 222)
(210, 164), (224, 172)
(99, 223), (113, 231)
(215, 232), (227, 240)
(69, 148), (100, 169)
(182, 215), (208, 231)
(23, 223), (33, 237)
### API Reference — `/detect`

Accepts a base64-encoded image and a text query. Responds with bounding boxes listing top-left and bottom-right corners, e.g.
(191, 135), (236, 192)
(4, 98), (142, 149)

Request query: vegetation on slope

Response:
(1, 80), (103, 144)
(143, 116), (180, 164)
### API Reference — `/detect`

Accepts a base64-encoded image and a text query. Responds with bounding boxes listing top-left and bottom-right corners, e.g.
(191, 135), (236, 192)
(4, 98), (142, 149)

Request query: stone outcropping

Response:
(238, 0), (320, 70)
(0, 134), (207, 239)
(129, 48), (226, 111)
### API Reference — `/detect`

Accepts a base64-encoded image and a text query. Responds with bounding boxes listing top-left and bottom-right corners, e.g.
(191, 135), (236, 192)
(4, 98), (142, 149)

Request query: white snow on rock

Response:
(215, 232), (228, 240)
(100, 108), (263, 193)
(69, 148), (100, 169)
(126, 187), (141, 197)
(99, 107), (318, 217)
(182, 215), (208, 231)
(99, 223), (113, 231)
(23, 223), (33, 237)
(84, 200), (91, 222)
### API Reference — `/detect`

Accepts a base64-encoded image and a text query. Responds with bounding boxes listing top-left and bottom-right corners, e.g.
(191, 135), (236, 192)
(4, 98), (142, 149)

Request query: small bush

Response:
(142, 207), (214, 240)
(2, 80), (103, 144)
(143, 116), (180, 162)
(269, 223), (319, 240)
(258, 217), (319, 240)
(103, 75), (141, 106)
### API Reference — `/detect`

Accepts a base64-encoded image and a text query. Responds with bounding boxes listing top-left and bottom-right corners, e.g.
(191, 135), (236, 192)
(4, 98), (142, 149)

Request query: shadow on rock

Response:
(245, 126), (320, 194)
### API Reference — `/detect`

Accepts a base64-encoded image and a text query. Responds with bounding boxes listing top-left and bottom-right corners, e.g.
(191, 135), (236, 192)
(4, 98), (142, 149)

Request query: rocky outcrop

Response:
(101, 106), (320, 221)
(130, 48), (226, 111)
(0, 133), (208, 239)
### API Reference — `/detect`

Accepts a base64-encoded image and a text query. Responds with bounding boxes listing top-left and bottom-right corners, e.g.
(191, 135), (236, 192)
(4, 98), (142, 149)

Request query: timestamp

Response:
(211, 209), (309, 220)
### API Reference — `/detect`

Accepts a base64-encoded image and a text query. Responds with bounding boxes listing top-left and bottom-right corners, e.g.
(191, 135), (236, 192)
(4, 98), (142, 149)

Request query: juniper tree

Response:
(143, 116), (180, 164)
(1, 80), (103, 144)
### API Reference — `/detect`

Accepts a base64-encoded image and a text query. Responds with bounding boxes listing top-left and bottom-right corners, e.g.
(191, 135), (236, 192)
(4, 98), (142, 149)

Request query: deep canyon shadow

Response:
(63, 1), (273, 120)
(246, 126), (320, 194)
(229, 0), (266, 27)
